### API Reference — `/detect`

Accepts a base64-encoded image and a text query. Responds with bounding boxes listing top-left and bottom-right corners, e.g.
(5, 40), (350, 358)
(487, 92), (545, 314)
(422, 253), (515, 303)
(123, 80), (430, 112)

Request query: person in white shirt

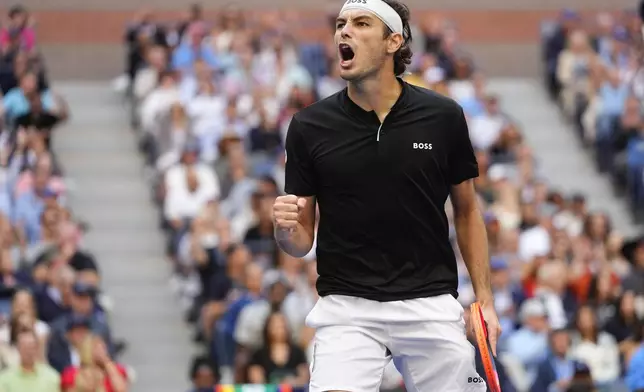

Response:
(468, 95), (507, 151)
(178, 59), (215, 104)
(185, 80), (227, 163)
(570, 305), (620, 388)
(132, 45), (168, 102)
(139, 70), (181, 133)
(164, 142), (221, 257)
(164, 167), (215, 224)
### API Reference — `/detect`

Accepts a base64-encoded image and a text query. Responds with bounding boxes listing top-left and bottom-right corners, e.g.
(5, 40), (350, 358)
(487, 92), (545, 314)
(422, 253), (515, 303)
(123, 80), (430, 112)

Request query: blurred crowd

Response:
(0, 4), (132, 392)
(119, 4), (644, 392)
(543, 9), (644, 227)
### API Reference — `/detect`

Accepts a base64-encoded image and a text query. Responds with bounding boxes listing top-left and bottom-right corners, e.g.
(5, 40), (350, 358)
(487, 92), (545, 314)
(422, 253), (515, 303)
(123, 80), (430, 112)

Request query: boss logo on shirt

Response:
(413, 142), (433, 150)
(345, 0), (367, 4)
(468, 377), (484, 383)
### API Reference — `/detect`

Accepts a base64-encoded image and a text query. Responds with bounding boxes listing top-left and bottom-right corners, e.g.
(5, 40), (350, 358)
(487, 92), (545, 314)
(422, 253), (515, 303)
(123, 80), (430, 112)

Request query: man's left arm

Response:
(450, 180), (501, 354)
(450, 180), (491, 304)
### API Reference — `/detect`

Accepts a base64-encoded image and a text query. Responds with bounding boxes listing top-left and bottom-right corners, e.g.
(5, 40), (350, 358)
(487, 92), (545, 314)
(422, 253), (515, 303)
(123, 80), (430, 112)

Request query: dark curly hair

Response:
(382, 0), (413, 76)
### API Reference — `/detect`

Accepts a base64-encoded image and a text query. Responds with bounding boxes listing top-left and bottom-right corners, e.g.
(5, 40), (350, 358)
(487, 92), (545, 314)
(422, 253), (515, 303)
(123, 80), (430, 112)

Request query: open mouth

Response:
(338, 43), (355, 67)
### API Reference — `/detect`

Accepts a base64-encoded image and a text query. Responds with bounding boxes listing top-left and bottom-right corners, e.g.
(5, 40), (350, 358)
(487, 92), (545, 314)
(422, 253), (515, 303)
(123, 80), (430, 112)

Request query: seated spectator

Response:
(172, 22), (219, 72)
(49, 282), (113, 357)
(556, 30), (598, 120)
(189, 355), (219, 392)
(534, 261), (577, 329)
(468, 95), (507, 152)
(566, 361), (597, 392)
(179, 58), (216, 104)
(490, 257), (522, 339)
(214, 262), (263, 381)
(0, 6), (35, 53)
(200, 244), (250, 345)
(234, 276), (291, 352)
(132, 45), (169, 103)
(0, 289), (50, 353)
(595, 68), (629, 142)
(185, 79), (227, 162)
(12, 170), (60, 247)
(0, 312), (47, 368)
(60, 334), (127, 392)
(625, 322), (644, 392)
(35, 265), (75, 324)
(531, 329), (574, 392)
(2, 72), (62, 125)
(47, 314), (91, 373)
(246, 311), (308, 386)
(139, 70), (181, 133)
(506, 299), (550, 387)
(0, 329), (59, 392)
(604, 291), (643, 346)
(569, 305), (620, 389)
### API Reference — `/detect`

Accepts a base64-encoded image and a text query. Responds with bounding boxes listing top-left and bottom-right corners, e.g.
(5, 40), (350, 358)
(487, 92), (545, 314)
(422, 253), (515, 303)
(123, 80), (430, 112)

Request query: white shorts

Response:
(305, 294), (486, 392)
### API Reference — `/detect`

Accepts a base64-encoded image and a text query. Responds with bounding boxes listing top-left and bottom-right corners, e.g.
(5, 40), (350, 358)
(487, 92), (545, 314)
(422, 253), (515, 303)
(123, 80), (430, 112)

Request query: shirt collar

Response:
(340, 77), (410, 124)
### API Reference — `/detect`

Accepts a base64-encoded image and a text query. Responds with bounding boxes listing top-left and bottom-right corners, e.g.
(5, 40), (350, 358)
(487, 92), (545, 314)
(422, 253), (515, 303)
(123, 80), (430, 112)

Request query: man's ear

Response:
(387, 33), (404, 55)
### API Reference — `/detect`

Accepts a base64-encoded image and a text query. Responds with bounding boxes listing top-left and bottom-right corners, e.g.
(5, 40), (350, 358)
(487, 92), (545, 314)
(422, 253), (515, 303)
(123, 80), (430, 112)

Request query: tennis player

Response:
(273, 0), (501, 390)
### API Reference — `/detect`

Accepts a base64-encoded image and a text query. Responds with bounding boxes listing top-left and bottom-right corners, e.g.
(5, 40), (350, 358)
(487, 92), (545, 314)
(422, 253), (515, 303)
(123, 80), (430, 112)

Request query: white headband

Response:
(339, 0), (403, 35)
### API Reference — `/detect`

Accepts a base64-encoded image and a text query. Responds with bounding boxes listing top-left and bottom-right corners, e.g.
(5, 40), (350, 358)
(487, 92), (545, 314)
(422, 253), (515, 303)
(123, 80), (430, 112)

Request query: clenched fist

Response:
(273, 195), (307, 231)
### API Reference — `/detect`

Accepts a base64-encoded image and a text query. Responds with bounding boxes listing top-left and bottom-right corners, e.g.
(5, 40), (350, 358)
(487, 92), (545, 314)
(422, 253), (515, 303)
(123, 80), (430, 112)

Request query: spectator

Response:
(0, 6), (35, 53)
(506, 299), (550, 388)
(0, 329), (59, 392)
(49, 282), (113, 357)
(189, 355), (219, 392)
(47, 314), (91, 374)
(35, 263), (77, 324)
(569, 305), (620, 390)
(246, 311), (308, 386)
(0, 289), (49, 356)
(60, 334), (127, 392)
(595, 68), (629, 142)
(556, 30), (598, 120)
(625, 322), (644, 392)
(531, 329), (574, 392)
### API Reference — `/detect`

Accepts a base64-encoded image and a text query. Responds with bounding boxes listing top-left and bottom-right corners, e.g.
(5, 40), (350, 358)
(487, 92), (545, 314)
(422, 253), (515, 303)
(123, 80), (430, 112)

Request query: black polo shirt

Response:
(284, 79), (478, 301)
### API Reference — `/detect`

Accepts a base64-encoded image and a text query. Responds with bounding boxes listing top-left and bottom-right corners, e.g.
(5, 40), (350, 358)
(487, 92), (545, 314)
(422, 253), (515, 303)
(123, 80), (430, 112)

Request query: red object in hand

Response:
(470, 302), (501, 392)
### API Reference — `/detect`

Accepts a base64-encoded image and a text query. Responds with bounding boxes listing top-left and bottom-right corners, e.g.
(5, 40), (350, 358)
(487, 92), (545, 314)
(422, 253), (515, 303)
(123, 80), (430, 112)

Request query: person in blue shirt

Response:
(626, 323), (644, 392)
(531, 329), (575, 392)
(172, 22), (219, 72)
(506, 298), (551, 388)
(596, 68), (629, 141)
(213, 262), (263, 373)
(2, 72), (57, 123)
(12, 171), (58, 246)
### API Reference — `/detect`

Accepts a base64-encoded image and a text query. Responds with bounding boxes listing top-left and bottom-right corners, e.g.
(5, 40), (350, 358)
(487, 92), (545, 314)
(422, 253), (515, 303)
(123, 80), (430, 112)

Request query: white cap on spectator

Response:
(519, 298), (547, 322)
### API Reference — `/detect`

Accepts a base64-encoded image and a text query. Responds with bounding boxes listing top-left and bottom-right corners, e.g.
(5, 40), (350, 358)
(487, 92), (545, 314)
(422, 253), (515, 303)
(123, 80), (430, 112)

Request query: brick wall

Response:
(2, 0), (636, 79)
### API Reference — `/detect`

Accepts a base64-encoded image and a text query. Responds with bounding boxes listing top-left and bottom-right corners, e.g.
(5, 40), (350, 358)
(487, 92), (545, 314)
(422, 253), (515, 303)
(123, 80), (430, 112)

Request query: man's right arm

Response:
(274, 195), (316, 258)
(276, 115), (318, 258)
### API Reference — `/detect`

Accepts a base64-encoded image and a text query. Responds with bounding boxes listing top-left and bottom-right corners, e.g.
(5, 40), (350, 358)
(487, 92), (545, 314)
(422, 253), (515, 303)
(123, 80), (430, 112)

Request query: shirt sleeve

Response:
(447, 105), (479, 185)
(284, 115), (317, 196)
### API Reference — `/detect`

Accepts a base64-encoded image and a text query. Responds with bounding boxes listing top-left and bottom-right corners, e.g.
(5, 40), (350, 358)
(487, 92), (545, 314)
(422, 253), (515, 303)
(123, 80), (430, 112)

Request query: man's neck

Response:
(21, 363), (36, 372)
(347, 73), (402, 120)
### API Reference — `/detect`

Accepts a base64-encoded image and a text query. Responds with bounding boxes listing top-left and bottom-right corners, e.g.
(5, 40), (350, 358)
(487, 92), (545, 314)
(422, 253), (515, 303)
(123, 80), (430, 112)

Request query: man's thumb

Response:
(296, 197), (307, 210)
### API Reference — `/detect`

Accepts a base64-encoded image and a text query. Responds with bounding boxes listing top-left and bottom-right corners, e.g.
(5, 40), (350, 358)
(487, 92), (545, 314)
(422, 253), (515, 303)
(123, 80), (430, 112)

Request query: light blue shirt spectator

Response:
(172, 41), (220, 72)
(12, 190), (48, 245)
(506, 328), (549, 386)
(626, 344), (644, 392)
(599, 81), (629, 117)
(2, 88), (56, 121)
(549, 357), (574, 392)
